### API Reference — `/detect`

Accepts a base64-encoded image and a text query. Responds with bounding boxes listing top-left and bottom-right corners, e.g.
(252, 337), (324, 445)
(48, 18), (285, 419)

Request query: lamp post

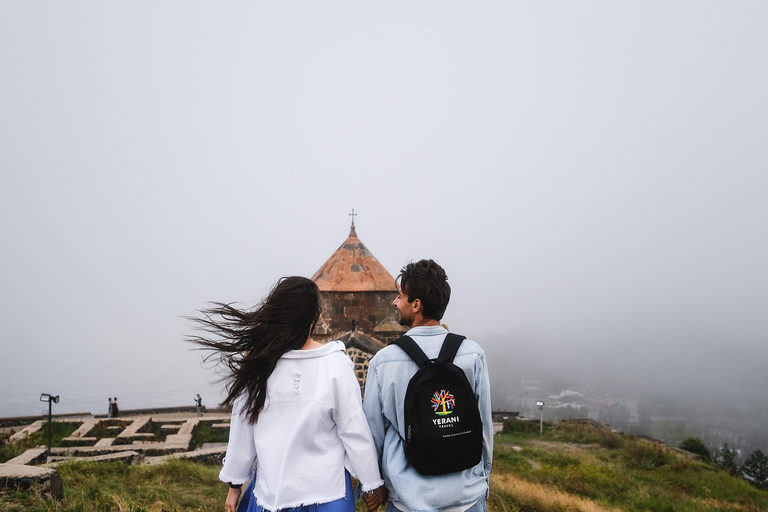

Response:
(39, 393), (59, 456)
(536, 400), (545, 435)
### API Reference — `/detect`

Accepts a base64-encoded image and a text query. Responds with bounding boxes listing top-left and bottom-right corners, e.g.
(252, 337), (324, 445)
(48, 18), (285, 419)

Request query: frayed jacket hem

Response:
(360, 480), (385, 493)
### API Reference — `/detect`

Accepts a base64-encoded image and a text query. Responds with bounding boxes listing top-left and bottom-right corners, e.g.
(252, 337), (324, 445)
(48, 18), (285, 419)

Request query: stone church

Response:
(311, 222), (405, 391)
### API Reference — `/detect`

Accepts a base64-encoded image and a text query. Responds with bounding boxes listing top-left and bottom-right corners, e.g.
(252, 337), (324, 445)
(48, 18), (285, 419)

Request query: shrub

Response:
(678, 437), (712, 463)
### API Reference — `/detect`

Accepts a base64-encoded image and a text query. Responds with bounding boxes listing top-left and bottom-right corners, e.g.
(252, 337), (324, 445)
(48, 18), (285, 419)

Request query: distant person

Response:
(363, 259), (493, 512)
(107, 398), (113, 418)
(188, 276), (385, 512)
(195, 394), (203, 417)
(112, 397), (120, 418)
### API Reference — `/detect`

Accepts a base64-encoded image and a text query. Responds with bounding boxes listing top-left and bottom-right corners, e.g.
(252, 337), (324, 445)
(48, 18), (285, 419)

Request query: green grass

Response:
(0, 459), (228, 511)
(0, 422), (79, 463)
(191, 423), (229, 450)
(492, 423), (768, 512)
(0, 459), (369, 512)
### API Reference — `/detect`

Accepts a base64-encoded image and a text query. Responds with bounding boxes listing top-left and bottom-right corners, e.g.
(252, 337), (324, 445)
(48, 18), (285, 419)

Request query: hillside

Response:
(490, 420), (768, 512)
(2, 421), (767, 511)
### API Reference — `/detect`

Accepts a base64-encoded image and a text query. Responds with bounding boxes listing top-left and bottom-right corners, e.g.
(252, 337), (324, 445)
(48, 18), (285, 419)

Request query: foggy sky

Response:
(2, 2), (767, 417)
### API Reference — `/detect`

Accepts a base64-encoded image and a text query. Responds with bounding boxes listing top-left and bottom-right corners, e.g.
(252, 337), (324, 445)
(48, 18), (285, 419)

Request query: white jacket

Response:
(220, 340), (384, 510)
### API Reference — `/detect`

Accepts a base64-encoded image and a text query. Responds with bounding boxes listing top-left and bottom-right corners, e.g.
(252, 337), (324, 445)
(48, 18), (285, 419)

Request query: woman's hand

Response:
(225, 486), (242, 512)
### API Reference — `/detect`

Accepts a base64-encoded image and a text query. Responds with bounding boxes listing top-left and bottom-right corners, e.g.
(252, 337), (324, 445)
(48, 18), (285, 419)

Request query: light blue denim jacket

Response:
(363, 325), (493, 512)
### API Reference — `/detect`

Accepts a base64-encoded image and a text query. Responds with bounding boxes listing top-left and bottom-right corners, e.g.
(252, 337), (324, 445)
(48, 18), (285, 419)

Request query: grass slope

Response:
(2, 422), (766, 511)
(490, 421), (768, 512)
(0, 459), (226, 511)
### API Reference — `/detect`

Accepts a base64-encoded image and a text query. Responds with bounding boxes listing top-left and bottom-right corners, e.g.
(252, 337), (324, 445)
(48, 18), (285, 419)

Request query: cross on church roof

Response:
(349, 208), (357, 227)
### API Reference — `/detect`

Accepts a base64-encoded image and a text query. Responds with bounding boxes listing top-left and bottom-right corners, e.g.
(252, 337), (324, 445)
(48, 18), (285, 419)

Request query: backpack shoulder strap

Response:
(437, 333), (467, 364)
(391, 335), (430, 367)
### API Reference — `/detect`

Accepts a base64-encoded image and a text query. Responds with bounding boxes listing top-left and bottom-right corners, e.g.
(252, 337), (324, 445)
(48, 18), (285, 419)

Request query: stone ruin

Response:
(0, 409), (231, 500)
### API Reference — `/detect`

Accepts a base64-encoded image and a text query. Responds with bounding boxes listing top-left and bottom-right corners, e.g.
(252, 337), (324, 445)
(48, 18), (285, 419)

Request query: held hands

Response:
(363, 486), (388, 512)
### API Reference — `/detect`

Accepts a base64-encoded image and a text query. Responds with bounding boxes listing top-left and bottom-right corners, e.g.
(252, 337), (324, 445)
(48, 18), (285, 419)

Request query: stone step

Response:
(4, 447), (47, 466)
(163, 418), (199, 451)
(45, 450), (142, 468)
(201, 442), (228, 450)
(9, 421), (44, 442)
(144, 445), (227, 466)
(116, 417), (151, 440)
(66, 418), (99, 440)
(50, 441), (188, 457)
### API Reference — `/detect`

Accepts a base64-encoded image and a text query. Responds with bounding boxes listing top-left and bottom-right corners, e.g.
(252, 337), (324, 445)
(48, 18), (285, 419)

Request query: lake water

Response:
(0, 341), (228, 419)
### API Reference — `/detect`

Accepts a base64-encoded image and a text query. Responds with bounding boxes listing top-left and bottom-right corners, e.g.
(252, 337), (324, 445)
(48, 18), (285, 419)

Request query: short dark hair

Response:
(397, 259), (451, 321)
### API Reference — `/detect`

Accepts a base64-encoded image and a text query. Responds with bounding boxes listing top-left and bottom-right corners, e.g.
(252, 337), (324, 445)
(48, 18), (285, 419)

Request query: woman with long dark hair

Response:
(188, 276), (385, 512)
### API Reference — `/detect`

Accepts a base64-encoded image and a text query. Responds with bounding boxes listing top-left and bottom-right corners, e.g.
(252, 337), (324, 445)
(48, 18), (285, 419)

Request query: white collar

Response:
(281, 339), (346, 359)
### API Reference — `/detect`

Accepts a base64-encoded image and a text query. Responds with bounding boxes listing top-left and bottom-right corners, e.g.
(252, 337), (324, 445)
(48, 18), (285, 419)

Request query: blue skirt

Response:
(238, 471), (354, 512)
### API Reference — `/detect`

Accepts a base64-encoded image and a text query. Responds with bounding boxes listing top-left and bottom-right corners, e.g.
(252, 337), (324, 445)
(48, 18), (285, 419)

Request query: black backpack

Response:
(392, 333), (483, 475)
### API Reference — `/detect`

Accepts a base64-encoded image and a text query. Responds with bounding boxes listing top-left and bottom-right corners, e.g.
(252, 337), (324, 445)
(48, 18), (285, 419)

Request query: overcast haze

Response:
(1, 2), (767, 419)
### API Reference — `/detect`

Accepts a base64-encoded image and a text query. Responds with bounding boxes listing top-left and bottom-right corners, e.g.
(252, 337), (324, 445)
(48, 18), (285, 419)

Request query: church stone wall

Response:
(345, 347), (372, 395)
(316, 290), (401, 342)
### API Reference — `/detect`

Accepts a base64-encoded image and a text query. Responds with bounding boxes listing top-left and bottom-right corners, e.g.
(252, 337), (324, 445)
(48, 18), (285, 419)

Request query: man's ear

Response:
(412, 298), (422, 313)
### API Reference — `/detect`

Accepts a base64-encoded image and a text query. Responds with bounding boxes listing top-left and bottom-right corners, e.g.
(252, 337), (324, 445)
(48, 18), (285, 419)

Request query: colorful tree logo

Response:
(431, 390), (456, 416)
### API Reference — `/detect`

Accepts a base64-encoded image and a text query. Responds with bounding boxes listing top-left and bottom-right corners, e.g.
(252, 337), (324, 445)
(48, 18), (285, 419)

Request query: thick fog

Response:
(1, 2), (767, 449)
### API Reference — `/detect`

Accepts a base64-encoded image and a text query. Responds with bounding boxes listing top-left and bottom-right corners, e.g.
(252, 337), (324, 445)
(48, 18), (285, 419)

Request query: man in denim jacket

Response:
(363, 259), (493, 512)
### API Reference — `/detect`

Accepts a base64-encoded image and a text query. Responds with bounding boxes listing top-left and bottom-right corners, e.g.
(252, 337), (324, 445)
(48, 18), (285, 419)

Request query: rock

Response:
(0, 463), (64, 500)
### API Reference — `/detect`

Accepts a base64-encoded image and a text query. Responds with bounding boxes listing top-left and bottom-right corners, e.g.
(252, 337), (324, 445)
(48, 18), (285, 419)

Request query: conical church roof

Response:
(311, 225), (398, 292)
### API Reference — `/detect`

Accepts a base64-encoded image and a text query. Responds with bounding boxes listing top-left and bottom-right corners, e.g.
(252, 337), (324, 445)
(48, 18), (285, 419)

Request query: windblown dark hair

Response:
(397, 259), (451, 321)
(186, 276), (321, 424)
